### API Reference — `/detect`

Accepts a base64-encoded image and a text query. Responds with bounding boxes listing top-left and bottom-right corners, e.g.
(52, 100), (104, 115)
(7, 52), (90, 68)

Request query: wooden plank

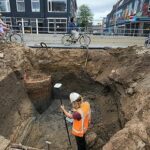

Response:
(11, 144), (43, 150)
(0, 136), (10, 150)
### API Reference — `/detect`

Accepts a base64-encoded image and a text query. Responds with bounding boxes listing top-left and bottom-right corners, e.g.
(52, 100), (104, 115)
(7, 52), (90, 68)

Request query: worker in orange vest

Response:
(61, 92), (91, 150)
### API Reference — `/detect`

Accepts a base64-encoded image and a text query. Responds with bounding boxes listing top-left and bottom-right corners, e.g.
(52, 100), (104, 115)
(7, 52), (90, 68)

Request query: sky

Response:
(77, 0), (117, 24)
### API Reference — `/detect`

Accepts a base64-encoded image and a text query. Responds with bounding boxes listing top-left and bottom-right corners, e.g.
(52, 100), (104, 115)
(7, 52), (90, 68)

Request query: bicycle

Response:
(61, 32), (91, 46)
(0, 26), (23, 44)
(144, 35), (150, 48)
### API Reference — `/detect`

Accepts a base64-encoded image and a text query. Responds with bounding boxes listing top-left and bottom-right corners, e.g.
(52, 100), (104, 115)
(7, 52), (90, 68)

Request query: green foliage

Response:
(78, 5), (93, 28)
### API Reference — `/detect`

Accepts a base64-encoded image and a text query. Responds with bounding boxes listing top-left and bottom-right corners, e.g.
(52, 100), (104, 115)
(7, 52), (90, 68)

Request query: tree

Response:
(78, 5), (93, 28)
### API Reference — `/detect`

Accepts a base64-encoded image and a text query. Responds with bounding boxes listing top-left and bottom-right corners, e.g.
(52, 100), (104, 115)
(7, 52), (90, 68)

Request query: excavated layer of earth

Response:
(0, 43), (150, 150)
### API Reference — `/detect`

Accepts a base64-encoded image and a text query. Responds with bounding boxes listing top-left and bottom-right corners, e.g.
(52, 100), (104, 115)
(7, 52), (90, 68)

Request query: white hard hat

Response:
(69, 92), (81, 103)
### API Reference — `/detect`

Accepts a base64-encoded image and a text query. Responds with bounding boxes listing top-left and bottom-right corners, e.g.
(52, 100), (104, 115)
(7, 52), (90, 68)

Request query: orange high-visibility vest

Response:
(72, 101), (91, 137)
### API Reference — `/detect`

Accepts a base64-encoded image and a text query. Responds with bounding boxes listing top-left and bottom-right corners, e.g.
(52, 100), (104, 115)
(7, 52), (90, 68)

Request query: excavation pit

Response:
(0, 43), (150, 150)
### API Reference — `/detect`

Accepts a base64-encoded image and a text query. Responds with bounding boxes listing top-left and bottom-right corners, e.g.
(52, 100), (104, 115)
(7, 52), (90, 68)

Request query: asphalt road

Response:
(23, 34), (145, 48)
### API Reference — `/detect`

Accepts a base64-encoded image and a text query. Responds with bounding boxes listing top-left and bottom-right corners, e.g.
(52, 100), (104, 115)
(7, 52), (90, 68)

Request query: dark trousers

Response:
(75, 135), (87, 150)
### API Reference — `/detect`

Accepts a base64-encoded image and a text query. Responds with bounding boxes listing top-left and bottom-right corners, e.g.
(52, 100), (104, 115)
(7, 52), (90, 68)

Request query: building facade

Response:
(106, 0), (150, 36)
(0, 0), (77, 33)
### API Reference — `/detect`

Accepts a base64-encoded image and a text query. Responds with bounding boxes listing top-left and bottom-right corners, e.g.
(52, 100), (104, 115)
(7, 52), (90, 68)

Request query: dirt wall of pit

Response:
(0, 43), (35, 142)
(0, 72), (35, 140)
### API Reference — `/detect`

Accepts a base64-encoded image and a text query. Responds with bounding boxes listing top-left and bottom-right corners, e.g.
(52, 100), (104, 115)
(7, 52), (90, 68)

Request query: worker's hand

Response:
(71, 108), (77, 112)
(60, 105), (65, 111)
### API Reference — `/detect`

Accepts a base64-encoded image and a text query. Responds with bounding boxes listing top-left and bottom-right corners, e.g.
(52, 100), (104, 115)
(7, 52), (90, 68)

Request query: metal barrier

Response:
(12, 26), (150, 38)
(1, 17), (150, 37)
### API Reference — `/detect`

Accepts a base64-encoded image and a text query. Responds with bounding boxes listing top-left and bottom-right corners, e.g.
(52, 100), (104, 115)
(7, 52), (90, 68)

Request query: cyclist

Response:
(145, 33), (150, 47)
(0, 13), (10, 37)
(68, 17), (79, 42)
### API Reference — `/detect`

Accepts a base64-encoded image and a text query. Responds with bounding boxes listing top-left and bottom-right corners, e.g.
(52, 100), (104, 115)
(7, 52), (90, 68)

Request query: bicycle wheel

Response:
(61, 35), (72, 46)
(79, 35), (91, 46)
(144, 40), (148, 48)
(10, 34), (23, 44)
(144, 39), (150, 48)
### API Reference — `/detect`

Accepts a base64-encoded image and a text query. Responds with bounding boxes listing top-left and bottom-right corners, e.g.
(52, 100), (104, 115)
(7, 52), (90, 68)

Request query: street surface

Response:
(23, 34), (145, 48)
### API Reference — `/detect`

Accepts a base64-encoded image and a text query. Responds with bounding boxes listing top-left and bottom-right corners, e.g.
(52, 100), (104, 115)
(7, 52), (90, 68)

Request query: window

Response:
(148, 0), (150, 12)
(48, 0), (67, 12)
(0, 0), (10, 12)
(31, 0), (40, 12)
(128, 3), (133, 15)
(133, 0), (139, 14)
(16, 18), (29, 26)
(48, 18), (67, 33)
(23, 18), (29, 26)
(1, 17), (11, 25)
(16, 0), (25, 12)
(119, 0), (123, 6)
(30, 18), (36, 27)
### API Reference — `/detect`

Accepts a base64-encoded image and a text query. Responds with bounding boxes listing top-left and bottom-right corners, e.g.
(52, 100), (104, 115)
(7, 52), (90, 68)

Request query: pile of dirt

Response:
(0, 43), (150, 150)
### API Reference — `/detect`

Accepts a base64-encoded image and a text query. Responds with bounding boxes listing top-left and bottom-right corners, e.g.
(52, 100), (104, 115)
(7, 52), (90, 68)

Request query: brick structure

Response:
(24, 74), (52, 113)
